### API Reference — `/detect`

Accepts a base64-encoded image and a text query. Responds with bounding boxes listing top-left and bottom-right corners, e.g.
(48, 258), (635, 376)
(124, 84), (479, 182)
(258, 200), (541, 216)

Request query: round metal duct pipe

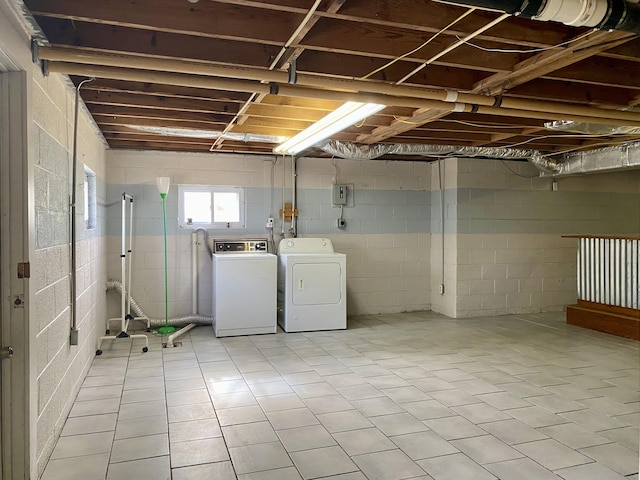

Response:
(438, 0), (640, 33)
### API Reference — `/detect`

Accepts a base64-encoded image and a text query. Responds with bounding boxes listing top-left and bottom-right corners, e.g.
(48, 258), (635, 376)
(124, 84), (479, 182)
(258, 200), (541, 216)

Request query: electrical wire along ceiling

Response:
(23, 0), (640, 161)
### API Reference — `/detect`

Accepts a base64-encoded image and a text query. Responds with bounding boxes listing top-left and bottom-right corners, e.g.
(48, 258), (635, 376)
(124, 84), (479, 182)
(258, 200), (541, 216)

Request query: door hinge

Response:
(17, 262), (30, 278)
(1, 346), (13, 359)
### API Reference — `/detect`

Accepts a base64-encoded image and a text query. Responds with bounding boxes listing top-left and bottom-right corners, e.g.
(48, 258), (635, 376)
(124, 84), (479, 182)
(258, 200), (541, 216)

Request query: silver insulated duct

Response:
(319, 139), (540, 161)
(532, 140), (640, 176)
(545, 120), (640, 135)
(106, 280), (212, 327)
(436, 0), (640, 33)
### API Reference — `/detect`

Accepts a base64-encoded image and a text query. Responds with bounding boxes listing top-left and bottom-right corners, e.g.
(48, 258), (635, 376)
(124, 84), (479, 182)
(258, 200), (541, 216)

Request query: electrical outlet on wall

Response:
(439, 284), (445, 295)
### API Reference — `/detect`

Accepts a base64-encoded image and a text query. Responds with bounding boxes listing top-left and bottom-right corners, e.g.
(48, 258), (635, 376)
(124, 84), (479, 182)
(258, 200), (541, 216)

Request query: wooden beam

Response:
(88, 104), (235, 124)
(300, 17), (517, 74)
(241, 116), (314, 130)
(94, 115), (229, 131)
(26, 0), (301, 43)
(357, 30), (636, 144)
(259, 95), (341, 110)
(107, 139), (215, 151)
(34, 16), (281, 69)
(507, 79), (639, 108)
(543, 56), (640, 89)
(473, 30), (635, 95)
(229, 0), (345, 145)
(230, 123), (302, 137)
(82, 90), (240, 114)
(296, 50), (485, 88)
(272, 0), (345, 70)
(78, 78), (251, 103)
(243, 103), (331, 122)
(325, 0), (581, 49)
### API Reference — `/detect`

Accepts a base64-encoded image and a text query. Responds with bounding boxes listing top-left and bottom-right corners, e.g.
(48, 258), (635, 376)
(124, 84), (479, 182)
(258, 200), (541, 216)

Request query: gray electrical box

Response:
(332, 184), (348, 205)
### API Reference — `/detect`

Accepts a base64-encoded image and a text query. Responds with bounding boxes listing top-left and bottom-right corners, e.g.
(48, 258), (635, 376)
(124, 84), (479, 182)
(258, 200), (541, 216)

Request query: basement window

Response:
(84, 166), (97, 230)
(178, 185), (245, 229)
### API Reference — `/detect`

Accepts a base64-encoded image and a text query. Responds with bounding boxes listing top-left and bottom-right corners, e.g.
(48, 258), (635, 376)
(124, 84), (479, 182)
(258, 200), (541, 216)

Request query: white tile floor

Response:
(41, 311), (640, 480)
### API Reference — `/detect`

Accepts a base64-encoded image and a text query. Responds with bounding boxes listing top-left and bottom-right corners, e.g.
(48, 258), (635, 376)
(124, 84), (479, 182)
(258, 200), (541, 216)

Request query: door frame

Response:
(1, 71), (30, 480)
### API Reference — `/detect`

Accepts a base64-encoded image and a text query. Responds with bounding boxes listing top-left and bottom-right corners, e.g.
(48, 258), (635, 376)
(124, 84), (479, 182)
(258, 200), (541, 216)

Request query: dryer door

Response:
(292, 262), (342, 305)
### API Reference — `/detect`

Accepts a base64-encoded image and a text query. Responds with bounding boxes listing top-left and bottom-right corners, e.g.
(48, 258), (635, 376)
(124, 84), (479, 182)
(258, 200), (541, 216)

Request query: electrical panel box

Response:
(332, 184), (348, 205)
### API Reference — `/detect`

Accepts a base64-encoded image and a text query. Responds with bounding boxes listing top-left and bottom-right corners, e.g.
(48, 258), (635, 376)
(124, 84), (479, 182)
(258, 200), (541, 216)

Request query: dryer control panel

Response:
(277, 238), (335, 254)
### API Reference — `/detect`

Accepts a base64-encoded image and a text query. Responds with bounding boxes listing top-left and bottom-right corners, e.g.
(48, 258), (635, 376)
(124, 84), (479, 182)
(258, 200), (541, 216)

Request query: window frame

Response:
(177, 184), (246, 230)
(84, 165), (97, 230)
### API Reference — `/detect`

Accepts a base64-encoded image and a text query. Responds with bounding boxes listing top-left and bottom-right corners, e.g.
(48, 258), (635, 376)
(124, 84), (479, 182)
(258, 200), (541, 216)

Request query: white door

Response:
(0, 71), (29, 480)
(1, 68), (7, 480)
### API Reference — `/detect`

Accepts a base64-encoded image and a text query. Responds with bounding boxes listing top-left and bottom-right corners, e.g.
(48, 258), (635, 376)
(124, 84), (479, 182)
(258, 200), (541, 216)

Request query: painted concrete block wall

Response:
(446, 157), (640, 318)
(31, 71), (107, 475)
(428, 160), (459, 318)
(105, 151), (276, 321)
(296, 157), (431, 314)
(105, 151), (432, 319)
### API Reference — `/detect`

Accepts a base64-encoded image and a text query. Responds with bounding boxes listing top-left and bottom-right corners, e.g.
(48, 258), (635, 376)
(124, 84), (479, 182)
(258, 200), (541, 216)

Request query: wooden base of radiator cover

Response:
(567, 300), (640, 341)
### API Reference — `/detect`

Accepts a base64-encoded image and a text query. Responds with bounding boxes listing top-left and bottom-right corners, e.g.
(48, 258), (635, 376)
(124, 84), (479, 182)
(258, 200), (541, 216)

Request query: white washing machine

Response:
(212, 239), (277, 337)
(277, 238), (346, 332)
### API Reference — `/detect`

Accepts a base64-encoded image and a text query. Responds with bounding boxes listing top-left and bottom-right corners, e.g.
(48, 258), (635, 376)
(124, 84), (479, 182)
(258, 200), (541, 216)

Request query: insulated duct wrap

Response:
(528, 155), (562, 174)
(128, 125), (286, 143)
(106, 280), (212, 327)
(536, 141), (640, 177)
(545, 120), (640, 135)
(319, 139), (540, 161)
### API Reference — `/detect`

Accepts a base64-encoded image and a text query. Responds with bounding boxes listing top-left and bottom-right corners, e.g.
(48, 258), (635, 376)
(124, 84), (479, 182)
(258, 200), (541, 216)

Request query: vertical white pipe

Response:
(126, 196), (134, 318)
(120, 193), (126, 331)
(192, 231), (198, 315)
(291, 155), (296, 237)
(281, 155), (286, 235)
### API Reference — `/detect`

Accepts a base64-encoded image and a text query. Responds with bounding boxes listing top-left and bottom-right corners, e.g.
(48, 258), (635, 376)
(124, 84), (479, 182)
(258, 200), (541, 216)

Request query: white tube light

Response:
(274, 102), (385, 155)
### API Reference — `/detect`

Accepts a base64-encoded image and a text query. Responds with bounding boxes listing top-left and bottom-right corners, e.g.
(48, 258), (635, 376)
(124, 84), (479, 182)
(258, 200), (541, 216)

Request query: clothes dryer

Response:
(277, 238), (346, 332)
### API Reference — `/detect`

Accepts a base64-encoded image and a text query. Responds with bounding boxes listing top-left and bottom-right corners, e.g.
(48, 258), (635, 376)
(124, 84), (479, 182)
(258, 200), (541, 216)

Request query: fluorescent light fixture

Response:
(274, 102), (385, 155)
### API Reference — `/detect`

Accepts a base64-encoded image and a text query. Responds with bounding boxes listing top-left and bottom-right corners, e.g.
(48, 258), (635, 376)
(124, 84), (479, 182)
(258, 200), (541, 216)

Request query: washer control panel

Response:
(213, 239), (268, 253)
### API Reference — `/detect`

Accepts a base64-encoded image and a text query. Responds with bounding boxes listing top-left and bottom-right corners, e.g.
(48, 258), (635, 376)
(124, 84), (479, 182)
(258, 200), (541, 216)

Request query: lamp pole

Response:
(156, 177), (176, 335)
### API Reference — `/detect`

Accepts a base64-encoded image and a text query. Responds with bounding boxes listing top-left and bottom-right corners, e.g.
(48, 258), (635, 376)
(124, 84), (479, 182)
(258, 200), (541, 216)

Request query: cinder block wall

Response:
(296, 157), (431, 315)
(31, 71), (107, 475)
(432, 157), (640, 318)
(105, 151), (432, 318)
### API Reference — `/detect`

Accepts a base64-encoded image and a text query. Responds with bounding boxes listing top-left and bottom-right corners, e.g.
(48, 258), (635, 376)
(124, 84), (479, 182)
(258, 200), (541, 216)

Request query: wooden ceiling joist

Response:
(23, 0), (640, 155)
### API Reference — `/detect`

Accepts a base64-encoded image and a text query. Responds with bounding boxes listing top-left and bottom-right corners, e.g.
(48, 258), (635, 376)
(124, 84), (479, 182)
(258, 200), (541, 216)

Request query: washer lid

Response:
(278, 237), (335, 254)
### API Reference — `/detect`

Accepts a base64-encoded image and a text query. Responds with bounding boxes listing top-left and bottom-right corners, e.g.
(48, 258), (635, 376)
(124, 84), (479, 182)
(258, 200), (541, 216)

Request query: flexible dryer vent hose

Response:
(106, 280), (213, 327)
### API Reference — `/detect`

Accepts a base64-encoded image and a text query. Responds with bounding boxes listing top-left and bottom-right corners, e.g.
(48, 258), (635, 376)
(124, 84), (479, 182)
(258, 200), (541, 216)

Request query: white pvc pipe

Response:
(120, 194), (128, 331)
(126, 195), (134, 318)
(166, 322), (197, 348)
(192, 231), (198, 315)
(291, 155), (296, 237)
(281, 156), (286, 235)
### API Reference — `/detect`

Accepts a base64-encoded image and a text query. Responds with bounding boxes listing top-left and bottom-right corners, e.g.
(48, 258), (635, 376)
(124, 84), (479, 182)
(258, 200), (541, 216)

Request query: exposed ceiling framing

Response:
(23, 0), (640, 159)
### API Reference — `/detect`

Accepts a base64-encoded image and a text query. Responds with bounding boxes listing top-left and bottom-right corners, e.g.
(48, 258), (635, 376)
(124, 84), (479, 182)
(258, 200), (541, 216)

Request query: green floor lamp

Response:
(156, 177), (176, 335)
